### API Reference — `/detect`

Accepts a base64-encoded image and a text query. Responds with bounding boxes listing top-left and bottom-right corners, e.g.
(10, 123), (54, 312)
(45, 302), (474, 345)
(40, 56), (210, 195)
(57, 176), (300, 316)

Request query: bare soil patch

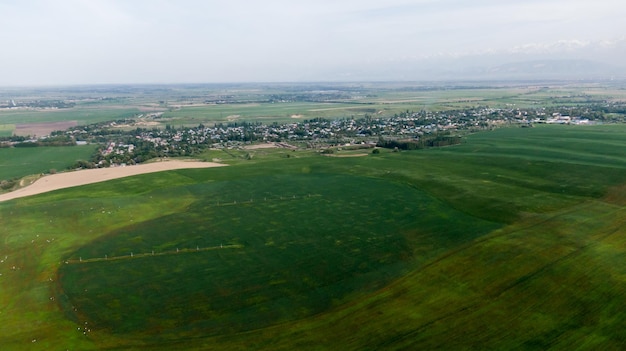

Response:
(324, 153), (369, 158)
(0, 160), (226, 202)
(244, 143), (279, 150)
(308, 106), (367, 112)
(113, 121), (160, 128)
(375, 98), (428, 103)
(603, 184), (626, 206)
(136, 121), (160, 126)
(137, 106), (167, 112)
(14, 121), (78, 137)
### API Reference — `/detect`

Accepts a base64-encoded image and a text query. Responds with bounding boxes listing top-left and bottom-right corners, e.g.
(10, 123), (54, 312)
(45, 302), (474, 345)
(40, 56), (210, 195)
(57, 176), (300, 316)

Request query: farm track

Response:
(65, 244), (244, 264)
(0, 160), (226, 202)
(211, 193), (322, 207)
(63, 194), (323, 264)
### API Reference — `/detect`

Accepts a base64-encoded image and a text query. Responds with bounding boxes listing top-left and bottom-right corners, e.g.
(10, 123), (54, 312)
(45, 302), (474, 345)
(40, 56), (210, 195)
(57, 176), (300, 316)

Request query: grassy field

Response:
(0, 145), (98, 182)
(0, 124), (14, 136)
(161, 100), (427, 125)
(0, 105), (141, 126)
(1, 125), (626, 349)
(3, 83), (624, 132)
(58, 173), (497, 339)
(159, 88), (534, 124)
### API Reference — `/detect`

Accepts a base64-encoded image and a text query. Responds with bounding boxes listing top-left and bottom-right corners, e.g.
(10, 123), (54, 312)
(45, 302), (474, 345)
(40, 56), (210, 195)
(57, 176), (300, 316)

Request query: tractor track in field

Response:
(65, 244), (244, 264)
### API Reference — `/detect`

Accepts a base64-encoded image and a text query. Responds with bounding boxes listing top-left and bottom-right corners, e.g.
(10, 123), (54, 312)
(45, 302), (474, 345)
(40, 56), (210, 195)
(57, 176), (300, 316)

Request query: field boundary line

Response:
(65, 244), (243, 264)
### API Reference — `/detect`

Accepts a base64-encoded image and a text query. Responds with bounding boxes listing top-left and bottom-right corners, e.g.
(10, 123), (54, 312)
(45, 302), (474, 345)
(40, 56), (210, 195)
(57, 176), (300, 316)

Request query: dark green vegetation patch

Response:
(58, 174), (497, 338)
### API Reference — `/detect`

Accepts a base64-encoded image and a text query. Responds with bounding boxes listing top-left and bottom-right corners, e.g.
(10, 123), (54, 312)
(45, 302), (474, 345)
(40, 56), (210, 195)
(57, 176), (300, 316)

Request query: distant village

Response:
(2, 102), (625, 168)
(0, 99), (75, 109)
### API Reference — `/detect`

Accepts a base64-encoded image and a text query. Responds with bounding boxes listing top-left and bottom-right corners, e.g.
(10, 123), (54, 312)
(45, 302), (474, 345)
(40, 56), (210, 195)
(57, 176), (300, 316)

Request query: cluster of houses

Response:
(100, 142), (135, 157)
(56, 104), (606, 163)
(127, 107), (501, 149)
(545, 113), (591, 125)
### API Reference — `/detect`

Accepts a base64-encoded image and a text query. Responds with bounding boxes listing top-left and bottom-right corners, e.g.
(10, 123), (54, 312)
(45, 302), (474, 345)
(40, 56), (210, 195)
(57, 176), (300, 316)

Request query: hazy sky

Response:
(1, 0), (625, 85)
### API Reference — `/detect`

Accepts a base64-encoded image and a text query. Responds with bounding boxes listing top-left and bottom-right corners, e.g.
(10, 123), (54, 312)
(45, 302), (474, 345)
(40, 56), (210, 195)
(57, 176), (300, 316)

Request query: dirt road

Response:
(0, 160), (226, 202)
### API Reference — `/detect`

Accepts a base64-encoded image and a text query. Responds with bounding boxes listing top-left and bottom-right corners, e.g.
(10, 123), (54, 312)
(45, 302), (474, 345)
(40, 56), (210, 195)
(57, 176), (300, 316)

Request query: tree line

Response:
(376, 135), (462, 150)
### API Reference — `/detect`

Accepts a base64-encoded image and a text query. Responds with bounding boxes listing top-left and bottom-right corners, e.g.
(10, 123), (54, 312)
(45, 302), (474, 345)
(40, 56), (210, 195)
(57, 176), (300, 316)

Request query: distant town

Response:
(2, 100), (625, 169)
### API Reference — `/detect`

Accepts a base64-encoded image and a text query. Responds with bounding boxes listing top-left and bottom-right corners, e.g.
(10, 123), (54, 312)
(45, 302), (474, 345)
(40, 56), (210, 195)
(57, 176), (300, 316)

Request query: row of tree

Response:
(376, 135), (462, 150)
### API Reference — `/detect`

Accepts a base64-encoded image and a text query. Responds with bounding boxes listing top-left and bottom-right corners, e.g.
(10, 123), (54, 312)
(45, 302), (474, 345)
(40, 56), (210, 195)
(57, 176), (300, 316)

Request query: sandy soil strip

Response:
(323, 153), (369, 158)
(244, 143), (279, 150)
(0, 160), (226, 202)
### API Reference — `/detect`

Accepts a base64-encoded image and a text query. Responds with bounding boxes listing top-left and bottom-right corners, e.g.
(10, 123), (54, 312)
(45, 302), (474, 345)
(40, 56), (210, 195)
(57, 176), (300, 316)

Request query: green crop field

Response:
(2, 125), (626, 350)
(0, 124), (14, 136)
(3, 83), (622, 132)
(0, 106), (141, 125)
(0, 145), (98, 182)
(160, 89), (504, 124)
(160, 83), (626, 126)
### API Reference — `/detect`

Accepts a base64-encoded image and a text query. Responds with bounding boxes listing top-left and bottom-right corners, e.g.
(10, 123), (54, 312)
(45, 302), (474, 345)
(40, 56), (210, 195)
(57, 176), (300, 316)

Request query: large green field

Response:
(0, 145), (98, 182)
(0, 106), (141, 126)
(159, 83), (626, 124)
(1, 125), (626, 349)
(5, 82), (624, 133)
(161, 101), (382, 124)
